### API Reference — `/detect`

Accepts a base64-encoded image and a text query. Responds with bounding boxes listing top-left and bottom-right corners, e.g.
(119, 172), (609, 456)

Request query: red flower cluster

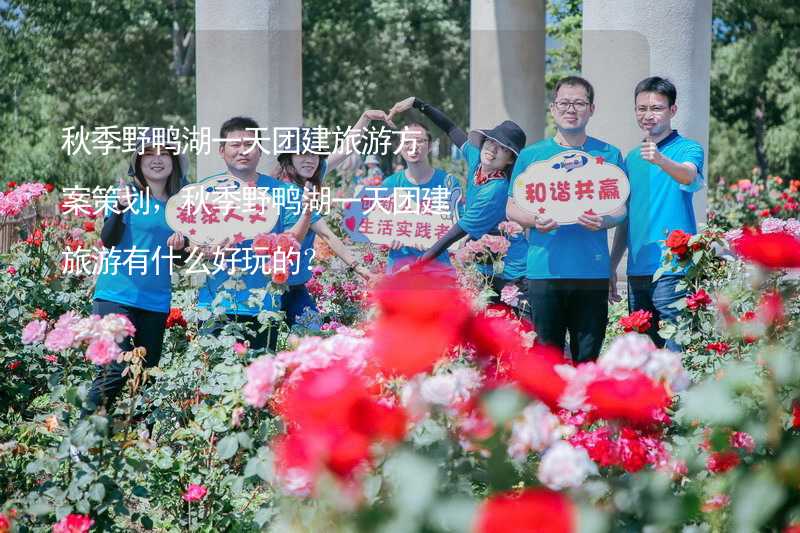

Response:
(733, 230), (800, 269)
(619, 310), (653, 333)
(52, 513), (94, 533)
(474, 488), (575, 533)
(166, 308), (187, 329)
(25, 228), (44, 247)
(707, 450), (740, 473)
(273, 363), (406, 493)
(792, 402), (800, 429)
(252, 232), (301, 284)
(706, 341), (730, 355)
(686, 289), (712, 311)
(665, 229), (692, 260)
(569, 426), (667, 473)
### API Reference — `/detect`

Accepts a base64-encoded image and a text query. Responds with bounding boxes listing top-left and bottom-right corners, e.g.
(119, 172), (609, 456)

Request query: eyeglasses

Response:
(635, 105), (669, 115)
(553, 100), (590, 112)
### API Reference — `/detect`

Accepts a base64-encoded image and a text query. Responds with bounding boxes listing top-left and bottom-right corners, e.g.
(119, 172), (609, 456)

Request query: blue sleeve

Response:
(509, 152), (531, 197)
(457, 179), (508, 239)
(462, 143), (481, 171)
(677, 142), (705, 193)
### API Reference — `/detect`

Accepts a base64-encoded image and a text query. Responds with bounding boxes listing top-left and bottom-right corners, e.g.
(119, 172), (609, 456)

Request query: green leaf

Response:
(384, 451), (438, 517)
(482, 387), (525, 426)
(217, 434), (239, 460)
(732, 470), (786, 532)
(88, 482), (106, 503)
(140, 515), (154, 529)
(677, 380), (743, 425)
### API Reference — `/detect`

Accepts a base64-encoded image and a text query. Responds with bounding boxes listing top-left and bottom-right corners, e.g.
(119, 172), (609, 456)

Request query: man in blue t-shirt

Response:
(506, 76), (627, 362)
(610, 77), (705, 352)
(196, 116), (312, 351)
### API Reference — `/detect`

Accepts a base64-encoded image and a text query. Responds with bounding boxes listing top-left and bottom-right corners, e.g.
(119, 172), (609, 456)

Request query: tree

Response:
(710, 0), (800, 180)
(0, 0), (195, 187)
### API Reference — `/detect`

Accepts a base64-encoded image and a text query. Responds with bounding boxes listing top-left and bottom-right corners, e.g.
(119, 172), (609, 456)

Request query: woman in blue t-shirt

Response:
(387, 97), (529, 307)
(86, 131), (188, 413)
(276, 126), (376, 329)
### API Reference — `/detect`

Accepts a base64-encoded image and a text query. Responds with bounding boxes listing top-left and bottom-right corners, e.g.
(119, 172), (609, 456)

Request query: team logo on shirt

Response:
(551, 153), (589, 172)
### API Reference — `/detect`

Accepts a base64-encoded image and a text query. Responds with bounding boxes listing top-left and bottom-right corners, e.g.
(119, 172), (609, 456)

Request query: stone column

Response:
(470, 0), (546, 142)
(583, 0), (712, 283)
(582, 0), (712, 222)
(195, 0), (302, 179)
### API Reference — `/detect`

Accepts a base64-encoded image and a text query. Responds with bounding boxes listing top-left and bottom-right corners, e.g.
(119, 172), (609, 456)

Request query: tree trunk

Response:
(754, 93), (769, 177)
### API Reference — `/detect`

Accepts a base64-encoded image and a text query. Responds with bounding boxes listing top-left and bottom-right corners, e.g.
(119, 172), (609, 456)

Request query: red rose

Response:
(82, 221), (95, 232)
(6, 181), (17, 190)
(792, 401), (800, 429)
(33, 308), (48, 320)
(707, 450), (740, 473)
(619, 309), (653, 333)
(474, 488), (575, 533)
(165, 307), (187, 329)
(733, 231), (800, 269)
(665, 229), (692, 259)
(371, 268), (470, 377)
(686, 289), (712, 311)
(45, 183), (55, 193)
(509, 345), (568, 410)
(585, 370), (671, 426)
(272, 270), (289, 285)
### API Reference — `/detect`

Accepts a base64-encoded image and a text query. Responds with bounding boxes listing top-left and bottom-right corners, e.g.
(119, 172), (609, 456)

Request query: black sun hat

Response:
(467, 120), (526, 156)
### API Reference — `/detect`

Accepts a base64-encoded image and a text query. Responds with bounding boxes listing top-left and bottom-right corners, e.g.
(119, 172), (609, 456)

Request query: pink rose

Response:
(44, 327), (76, 352)
(22, 320), (48, 344)
(243, 356), (279, 408)
(182, 483), (208, 502)
(85, 336), (121, 365)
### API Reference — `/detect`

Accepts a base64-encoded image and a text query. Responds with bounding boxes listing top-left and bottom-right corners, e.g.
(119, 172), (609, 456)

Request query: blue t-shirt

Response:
(283, 160), (328, 285)
(380, 169), (460, 274)
(625, 130), (704, 276)
(94, 196), (175, 313)
(509, 137), (625, 280)
(459, 142), (528, 280)
(197, 173), (285, 315)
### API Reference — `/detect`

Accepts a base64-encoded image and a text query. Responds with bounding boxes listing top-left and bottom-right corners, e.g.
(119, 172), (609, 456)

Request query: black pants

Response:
(205, 314), (280, 352)
(527, 279), (608, 362)
(85, 300), (168, 412)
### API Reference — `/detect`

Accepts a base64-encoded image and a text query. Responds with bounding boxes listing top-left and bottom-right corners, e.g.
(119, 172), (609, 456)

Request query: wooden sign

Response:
(166, 175), (280, 246)
(342, 186), (462, 248)
(511, 150), (629, 225)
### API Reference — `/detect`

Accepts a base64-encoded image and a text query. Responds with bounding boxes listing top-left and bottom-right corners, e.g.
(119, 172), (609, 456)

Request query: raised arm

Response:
(388, 97), (468, 148)
(327, 109), (396, 171)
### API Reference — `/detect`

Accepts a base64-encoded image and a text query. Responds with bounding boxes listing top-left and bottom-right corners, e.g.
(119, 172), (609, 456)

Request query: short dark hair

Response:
(219, 116), (260, 144)
(634, 77), (677, 107)
(553, 76), (595, 105)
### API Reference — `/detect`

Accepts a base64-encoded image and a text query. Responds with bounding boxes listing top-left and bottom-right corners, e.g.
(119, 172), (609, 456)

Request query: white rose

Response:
(420, 375), (458, 406)
(537, 441), (597, 490)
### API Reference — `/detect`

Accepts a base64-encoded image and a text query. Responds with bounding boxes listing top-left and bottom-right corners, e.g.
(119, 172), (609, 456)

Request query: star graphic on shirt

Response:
(584, 209), (597, 215)
(595, 156), (605, 165)
(189, 228), (197, 235)
(232, 232), (245, 244)
(538, 207), (546, 214)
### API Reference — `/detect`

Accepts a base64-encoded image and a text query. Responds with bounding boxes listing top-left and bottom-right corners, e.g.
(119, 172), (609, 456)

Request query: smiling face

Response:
(139, 145), (174, 183)
(398, 125), (430, 164)
(291, 153), (320, 180)
(219, 129), (261, 174)
(635, 91), (677, 138)
(480, 138), (514, 172)
(550, 84), (595, 135)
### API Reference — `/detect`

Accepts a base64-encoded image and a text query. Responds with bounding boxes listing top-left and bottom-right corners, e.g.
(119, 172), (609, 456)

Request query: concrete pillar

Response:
(582, 0), (712, 226)
(196, 0), (302, 179)
(470, 0), (546, 141)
